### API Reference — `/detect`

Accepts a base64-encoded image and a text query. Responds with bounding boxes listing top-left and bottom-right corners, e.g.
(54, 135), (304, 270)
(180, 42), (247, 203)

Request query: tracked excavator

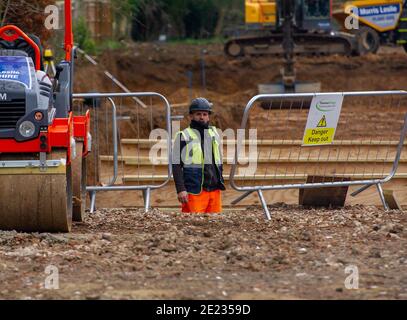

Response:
(0, 0), (91, 232)
(225, 0), (355, 58)
(225, 0), (357, 93)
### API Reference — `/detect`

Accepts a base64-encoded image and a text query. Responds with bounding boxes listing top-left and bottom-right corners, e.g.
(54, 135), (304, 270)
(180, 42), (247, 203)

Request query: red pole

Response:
(64, 0), (73, 61)
(330, 0), (333, 18)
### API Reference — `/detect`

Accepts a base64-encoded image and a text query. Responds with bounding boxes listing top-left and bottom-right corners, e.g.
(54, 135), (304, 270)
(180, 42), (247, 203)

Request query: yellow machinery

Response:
(225, 1), (356, 93)
(245, 0), (277, 26)
(43, 48), (57, 77)
(225, 1), (355, 58)
(333, 0), (407, 54)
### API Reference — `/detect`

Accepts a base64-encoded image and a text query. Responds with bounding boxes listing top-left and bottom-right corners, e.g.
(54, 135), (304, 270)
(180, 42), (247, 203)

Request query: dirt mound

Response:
(74, 43), (407, 135)
(75, 43), (407, 96)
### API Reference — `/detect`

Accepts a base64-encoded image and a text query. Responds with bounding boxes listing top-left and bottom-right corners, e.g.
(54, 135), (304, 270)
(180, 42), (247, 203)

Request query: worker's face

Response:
(190, 111), (210, 124)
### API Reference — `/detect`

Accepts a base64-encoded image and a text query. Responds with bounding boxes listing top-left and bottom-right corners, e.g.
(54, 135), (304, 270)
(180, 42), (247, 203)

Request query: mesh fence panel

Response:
(230, 92), (407, 189)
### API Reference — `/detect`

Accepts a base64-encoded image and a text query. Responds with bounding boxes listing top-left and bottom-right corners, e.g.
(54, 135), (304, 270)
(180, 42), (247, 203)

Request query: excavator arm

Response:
(225, 0), (356, 93)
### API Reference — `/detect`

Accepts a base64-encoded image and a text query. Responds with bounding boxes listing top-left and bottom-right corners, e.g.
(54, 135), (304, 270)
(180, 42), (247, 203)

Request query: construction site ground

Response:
(0, 206), (406, 299)
(1, 43), (407, 299)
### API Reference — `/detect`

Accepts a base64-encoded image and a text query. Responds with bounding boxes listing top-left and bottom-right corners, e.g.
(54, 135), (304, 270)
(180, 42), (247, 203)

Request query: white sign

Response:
(302, 94), (344, 146)
(353, 3), (402, 31)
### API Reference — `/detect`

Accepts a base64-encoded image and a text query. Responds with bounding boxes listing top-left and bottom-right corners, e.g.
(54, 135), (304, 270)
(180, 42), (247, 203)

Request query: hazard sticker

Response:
(317, 115), (327, 128)
(302, 94), (344, 146)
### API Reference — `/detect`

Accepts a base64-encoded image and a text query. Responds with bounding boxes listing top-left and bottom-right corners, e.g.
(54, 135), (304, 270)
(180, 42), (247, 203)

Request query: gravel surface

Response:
(0, 206), (406, 300)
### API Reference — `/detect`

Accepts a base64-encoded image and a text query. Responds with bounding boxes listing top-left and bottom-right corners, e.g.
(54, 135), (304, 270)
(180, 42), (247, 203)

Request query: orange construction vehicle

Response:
(0, 0), (91, 232)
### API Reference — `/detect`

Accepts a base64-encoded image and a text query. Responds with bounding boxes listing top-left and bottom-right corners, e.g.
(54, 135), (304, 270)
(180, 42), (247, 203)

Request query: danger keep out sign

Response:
(302, 94), (344, 146)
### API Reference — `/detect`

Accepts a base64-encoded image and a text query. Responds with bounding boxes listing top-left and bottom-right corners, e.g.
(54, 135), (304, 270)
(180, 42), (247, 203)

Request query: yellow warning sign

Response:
(303, 128), (335, 145)
(302, 94), (344, 147)
(317, 115), (327, 128)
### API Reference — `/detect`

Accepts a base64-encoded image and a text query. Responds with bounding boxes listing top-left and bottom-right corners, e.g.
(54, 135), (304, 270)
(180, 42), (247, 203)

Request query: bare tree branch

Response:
(1, 0), (10, 27)
(1, 0), (55, 41)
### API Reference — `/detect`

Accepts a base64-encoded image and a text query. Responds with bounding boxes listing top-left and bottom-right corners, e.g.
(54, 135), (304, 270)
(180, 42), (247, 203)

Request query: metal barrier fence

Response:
(230, 91), (407, 219)
(72, 92), (172, 213)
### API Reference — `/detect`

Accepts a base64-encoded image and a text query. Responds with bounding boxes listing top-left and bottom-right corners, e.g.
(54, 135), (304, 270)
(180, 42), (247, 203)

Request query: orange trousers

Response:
(182, 190), (222, 213)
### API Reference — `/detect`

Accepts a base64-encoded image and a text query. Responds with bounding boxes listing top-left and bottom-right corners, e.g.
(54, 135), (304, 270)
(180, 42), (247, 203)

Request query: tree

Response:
(214, 0), (236, 37)
(0, 0), (11, 26)
(130, 0), (169, 41)
(162, 0), (188, 37)
(110, 0), (139, 39)
(128, 0), (244, 41)
(183, 0), (218, 39)
(0, 0), (55, 41)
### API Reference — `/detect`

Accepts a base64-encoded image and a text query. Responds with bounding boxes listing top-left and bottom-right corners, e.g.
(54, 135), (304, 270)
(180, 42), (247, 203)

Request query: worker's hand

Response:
(178, 191), (189, 204)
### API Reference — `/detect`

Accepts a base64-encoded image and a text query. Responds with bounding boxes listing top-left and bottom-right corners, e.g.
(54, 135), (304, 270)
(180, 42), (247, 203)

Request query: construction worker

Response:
(172, 98), (226, 213)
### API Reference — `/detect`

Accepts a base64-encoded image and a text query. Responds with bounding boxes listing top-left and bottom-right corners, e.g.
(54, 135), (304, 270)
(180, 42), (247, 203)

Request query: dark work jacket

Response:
(172, 120), (226, 194)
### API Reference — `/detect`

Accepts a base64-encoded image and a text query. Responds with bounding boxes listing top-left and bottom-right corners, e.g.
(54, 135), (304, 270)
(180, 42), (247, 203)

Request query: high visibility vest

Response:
(177, 126), (224, 195)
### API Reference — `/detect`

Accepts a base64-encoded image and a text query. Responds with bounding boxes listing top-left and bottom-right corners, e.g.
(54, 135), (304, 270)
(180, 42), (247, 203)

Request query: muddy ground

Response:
(2, 45), (407, 300)
(0, 206), (406, 300)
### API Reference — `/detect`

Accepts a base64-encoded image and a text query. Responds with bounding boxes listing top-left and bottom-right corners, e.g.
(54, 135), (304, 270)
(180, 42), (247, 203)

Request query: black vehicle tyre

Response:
(355, 26), (380, 55)
(225, 40), (245, 57)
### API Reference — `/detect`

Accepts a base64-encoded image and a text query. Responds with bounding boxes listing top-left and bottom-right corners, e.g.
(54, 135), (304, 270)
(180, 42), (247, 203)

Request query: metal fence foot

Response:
(257, 189), (271, 220)
(350, 184), (373, 197)
(231, 190), (255, 206)
(89, 191), (97, 213)
(376, 183), (389, 211)
(143, 188), (151, 213)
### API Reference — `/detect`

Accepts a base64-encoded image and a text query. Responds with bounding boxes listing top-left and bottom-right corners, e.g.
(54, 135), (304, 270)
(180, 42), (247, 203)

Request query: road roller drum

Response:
(0, 150), (72, 232)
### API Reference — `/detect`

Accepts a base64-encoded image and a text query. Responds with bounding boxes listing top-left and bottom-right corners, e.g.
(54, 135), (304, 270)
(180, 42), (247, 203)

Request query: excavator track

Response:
(225, 32), (355, 57)
(0, 149), (72, 232)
